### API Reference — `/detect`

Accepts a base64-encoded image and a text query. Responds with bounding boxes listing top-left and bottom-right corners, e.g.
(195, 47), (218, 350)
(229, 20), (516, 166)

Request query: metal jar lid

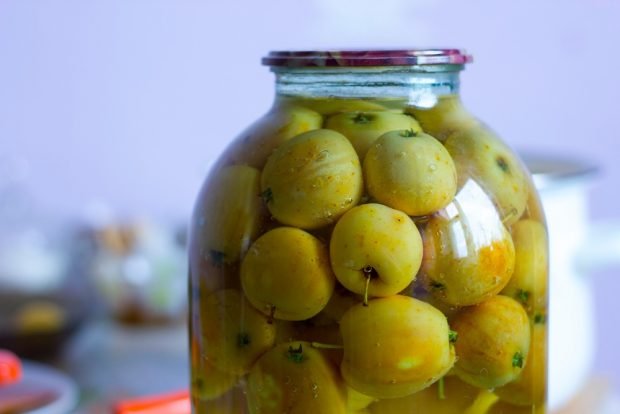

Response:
(262, 49), (473, 68)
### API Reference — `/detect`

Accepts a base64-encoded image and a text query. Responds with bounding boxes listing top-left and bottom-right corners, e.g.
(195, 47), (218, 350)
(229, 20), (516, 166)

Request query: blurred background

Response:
(1, 0), (619, 412)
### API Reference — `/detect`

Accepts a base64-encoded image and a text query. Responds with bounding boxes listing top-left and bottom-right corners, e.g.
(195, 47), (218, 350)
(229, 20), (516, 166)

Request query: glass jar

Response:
(189, 50), (548, 414)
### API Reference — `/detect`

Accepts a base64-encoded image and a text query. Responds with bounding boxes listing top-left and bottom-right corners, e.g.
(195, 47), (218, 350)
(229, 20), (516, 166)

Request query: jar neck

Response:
(273, 65), (463, 108)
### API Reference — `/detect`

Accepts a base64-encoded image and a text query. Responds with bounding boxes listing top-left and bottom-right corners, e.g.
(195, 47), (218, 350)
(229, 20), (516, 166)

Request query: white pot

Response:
(525, 155), (620, 411)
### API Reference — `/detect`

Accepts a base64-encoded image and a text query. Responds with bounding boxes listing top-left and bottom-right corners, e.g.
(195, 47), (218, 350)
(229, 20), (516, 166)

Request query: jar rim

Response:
(262, 49), (473, 67)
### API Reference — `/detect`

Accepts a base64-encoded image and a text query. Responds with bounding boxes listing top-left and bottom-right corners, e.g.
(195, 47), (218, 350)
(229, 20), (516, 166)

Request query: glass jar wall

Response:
(189, 50), (548, 414)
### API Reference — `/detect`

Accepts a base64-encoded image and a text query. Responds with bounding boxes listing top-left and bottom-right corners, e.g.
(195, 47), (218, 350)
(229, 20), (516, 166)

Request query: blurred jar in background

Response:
(90, 220), (187, 324)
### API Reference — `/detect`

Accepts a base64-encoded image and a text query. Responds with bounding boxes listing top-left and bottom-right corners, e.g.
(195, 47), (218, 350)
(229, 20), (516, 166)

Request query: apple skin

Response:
(193, 164), (262, 264)
(191, 339), (240, 401)
(326, 111), (422, 158)
(200, 289), (276, 375)
(367, 376), (480, 414)
(443, 125), (529, 226)
(495, 323), (547, 406)
(405, 94), (479, 142)
(241, 227), (335, 321)
(501, 219), (549, 314)
(421, 195), (516, 307)
(340, 295), (455, 399)
(193, 386), (249, 414)
(285, 96), (394, 116)
(261, 129), (363, 230)
(246, 341), (348, 414)
(227, 104), (323, 169)
(364, 129), (457, 216)
(330, 203), (423, 298)
(451, 295), (531, 389)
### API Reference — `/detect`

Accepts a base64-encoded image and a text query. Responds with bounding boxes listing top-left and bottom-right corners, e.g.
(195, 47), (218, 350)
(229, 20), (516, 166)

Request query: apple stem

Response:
(438, 377), (446, 400)
(363, 274), (371, 306)
(267, 305), (276, 324)
(311, 342), (344, 350)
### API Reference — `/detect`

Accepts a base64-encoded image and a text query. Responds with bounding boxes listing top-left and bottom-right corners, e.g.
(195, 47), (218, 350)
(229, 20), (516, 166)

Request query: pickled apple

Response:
(246, 341), (348, 414)
(367, 376), (480, 414)
(288, 96), (392, 115)
(340, 296), (455, 399)
(325, 111), (422, 158)
(228, 104), (322, 168)
(422, 191), (515, 306)
(241, 227), (335, 321)
(444, 126), (528, 226)
(261, 129), (363, 230)
(191, 356), (239, 401)
(194, 165), (262, 264)
(364, 130), (457, 216)
(330, 204), (423, 298)
(200, 289), (276, 375)
(451, 295), (531, 389)
(488, 401), (545, 414)
(495, 323), (547, 406)
(193, 387), (249, 414)
(405, 94), (478, 142)
(501, 219), (549, 313)
(346, 386), (376, 411)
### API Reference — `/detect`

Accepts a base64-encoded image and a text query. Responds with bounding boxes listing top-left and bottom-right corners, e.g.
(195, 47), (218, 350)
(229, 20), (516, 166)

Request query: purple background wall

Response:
(1, 0), (619, 387)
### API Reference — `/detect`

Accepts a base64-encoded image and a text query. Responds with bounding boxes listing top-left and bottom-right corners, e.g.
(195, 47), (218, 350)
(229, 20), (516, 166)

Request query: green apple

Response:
(451, 295), (531, 389)
(200, 289), (276, 375)
(364, 129), (457, 216)
(501, 219), (548, 313)
(330, 203), (423, 299)
(405, 94), (478, 142)
(326, 111), (422, 158)
(444, 125), (529, 226)
(421, 193), (516, 306)
(241, 227), (335, 321)
(246, 341), (348, 414)
(340, 295), (455, 399)
(194, 164), (262, 264)
(495, 323), (547, 406)
(227, 104), (322, 168)
(261, 129), (363, 230)
(367, 376), (480, 414)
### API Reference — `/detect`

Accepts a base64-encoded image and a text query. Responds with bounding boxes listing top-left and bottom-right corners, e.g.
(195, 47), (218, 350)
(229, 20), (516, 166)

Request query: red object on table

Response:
(0, 350), (22, 386)
(115, 390), (191, 414)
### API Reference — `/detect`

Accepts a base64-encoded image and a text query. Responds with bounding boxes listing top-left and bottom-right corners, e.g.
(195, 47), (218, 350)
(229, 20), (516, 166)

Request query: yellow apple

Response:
(330, 203), (423, 299)
(200, 289), (276, 375)
(226, 104), (322, 168)
(501, 219), (548, 313)
(193, 164), (262, 264)
(340, 295), (455, 398)
(367, 376), (480, 414)
(495, 323), (547, 406)
(261, 129), (363, 230)
(326, 111), (422, 158)
(364, 129), (457, 216)
(421, 190), (516, 306)
(241, 227), (335, 321)
(405, 94), (478, 142)
(443, 126), (529, 226)
(451, 295), (531, 389)
(246, 341), (348, 414)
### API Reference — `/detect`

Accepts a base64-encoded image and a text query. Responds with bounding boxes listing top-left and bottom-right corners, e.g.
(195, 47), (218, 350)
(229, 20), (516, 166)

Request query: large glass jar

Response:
(189, 50), (548, 414)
